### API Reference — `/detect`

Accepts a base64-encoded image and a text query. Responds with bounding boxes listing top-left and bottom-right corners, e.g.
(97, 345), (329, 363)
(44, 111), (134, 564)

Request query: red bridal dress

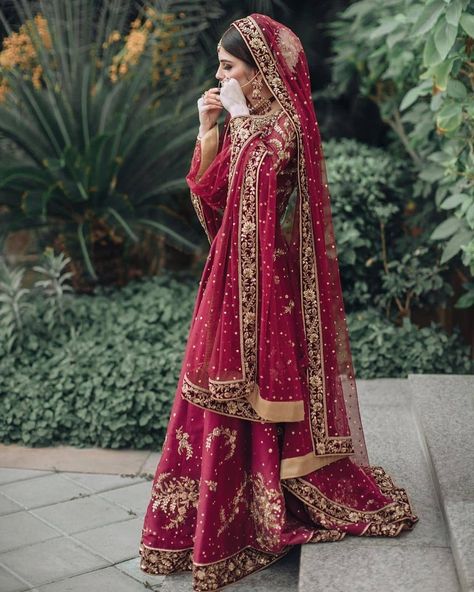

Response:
(139, 13), (419, 591)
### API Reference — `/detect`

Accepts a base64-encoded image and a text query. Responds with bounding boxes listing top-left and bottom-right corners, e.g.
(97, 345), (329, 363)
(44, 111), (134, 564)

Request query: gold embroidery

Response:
(151, 472), (199, 530)
(282, 465), (418, 534)
(276, 26), (303, 73)
(205, 426), (238, 462)
(217, 473), (249, 536)
(139, 543), (193, 574)
(140, 542), (292, 590)
(283, 299), (295, 314)
(176, 425), (193, 460)
(249, 473), (283, 550)
(204, 479), (217, 491)
(232, 15), (356, 458)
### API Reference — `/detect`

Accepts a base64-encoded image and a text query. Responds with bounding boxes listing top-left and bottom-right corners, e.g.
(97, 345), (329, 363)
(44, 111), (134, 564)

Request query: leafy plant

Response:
(323, 138), (453, 317)
(32, 246), (74, 324)
(348, 306), (473, 378)
(0, 257), (33, 351)
(329, 0), (474, 308)
(0, 0), (222, 285)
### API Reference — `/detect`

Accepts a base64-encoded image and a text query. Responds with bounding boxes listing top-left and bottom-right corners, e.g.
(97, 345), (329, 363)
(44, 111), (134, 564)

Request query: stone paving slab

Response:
(72, 517), (143, 564)
(0, 473), (92, 510)
(60, 471), (147, 493)
(0, 511), (61, 554)
(0, 565), (30, 592)
(99, 480), (152, 516)
(32, 493), (133, 535)
(35, 565), (149, 592)
(0, 469), (54, 485)
(0, 494), (23, 516)
(115, 556), (164, 590)
(0, 537), (110, 588)
(0, 376), (470, 591)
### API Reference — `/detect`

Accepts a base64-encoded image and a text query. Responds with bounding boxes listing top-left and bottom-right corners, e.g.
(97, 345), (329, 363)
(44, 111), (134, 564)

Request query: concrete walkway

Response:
(0, 374), (472, 591)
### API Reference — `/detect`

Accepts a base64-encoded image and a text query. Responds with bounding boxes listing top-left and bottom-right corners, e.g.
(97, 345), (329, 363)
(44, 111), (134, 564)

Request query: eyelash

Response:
(222, 65), (231, 70)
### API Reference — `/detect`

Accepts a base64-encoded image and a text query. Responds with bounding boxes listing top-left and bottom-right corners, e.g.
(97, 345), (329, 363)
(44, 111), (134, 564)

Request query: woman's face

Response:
(215, 46), (257, 98)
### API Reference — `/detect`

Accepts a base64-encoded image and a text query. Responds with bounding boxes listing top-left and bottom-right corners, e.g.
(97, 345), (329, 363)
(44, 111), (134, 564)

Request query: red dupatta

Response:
(185, 13), (369, 478)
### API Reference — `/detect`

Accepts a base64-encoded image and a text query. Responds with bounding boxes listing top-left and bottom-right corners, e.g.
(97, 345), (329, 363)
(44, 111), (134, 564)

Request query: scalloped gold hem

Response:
(139, 542), (291, 592)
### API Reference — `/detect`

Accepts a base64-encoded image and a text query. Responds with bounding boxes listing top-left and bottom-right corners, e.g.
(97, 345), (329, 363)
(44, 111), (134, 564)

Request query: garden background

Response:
(0, 0), (473, 451)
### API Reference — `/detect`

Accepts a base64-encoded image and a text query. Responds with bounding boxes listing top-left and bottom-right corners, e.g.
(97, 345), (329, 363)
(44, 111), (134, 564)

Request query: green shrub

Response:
(348, 306), (473, 378)
(0, 270), (197, 449)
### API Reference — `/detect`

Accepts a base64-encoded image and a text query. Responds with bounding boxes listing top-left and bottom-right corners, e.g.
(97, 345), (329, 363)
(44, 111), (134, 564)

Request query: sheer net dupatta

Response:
(185, 107), (308, 425)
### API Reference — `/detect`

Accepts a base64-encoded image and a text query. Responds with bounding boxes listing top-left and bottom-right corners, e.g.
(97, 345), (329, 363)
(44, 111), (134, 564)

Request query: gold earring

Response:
(251, 73), (263, 102)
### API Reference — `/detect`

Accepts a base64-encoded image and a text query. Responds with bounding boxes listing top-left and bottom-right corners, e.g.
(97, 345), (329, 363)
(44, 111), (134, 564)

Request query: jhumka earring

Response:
(251, 73), (264, 103)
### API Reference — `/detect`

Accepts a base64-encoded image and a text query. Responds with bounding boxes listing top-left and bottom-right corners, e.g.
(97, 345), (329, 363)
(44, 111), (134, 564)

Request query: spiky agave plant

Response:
(0, 0), (222, 285)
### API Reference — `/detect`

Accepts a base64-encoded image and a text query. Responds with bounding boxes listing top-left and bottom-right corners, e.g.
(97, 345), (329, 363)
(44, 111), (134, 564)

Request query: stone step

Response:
(408, 373), (474, 592)
(298, 377), (461, 592)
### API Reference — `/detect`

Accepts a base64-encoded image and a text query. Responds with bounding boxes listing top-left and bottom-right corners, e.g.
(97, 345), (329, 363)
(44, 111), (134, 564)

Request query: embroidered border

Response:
(139, 542), (291, 590)
(231, 16), (355, 457)
(281, 464), (419, 533)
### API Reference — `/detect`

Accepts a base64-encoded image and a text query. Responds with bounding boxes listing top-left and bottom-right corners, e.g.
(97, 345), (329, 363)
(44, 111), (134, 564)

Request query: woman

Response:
(139, 13), (419, 591)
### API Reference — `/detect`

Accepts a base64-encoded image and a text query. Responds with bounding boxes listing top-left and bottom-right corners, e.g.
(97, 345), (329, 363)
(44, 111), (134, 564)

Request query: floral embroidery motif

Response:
(176, 425), (193, 460)
(204, 479), (217, 491)
(276, 26), (303, 73)
(151, 472), (199, 530)
(205, 426), (238, 463)
(217, 473), (249, 536)
(249, 473), (283, 550)
(217, 471), (284, 548)
(139, 543), (193, 575)
(283, 299), (295, 314)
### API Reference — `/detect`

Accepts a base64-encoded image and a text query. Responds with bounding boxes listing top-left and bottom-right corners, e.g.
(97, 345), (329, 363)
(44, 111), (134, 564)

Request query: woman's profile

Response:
(139, 13), (419, 590)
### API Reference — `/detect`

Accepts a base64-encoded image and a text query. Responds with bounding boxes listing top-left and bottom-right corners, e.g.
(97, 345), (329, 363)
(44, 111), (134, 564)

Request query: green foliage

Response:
(0, 270), (470, 449)
(0, 270), (197, 449)
(324, 138), (453, 316)
(0, 0), (219, 282)
(348, 307), (473, 378)
(329, 0), (474, 307)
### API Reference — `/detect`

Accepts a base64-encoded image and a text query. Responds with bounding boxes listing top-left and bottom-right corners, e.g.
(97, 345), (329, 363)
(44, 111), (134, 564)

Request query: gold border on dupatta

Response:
(231, 16), (356, 466)
(183, 109), (304, 424)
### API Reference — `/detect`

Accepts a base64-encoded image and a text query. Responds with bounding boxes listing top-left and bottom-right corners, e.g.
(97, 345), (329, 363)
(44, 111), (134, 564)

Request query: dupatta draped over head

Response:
(185, 13), (369, 478)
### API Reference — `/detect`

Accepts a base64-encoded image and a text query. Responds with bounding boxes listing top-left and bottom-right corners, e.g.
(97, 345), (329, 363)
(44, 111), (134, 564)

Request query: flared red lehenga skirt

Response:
(139, 361), (419, 591)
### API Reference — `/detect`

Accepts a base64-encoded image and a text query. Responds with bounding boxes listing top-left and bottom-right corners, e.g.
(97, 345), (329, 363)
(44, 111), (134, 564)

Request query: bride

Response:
(139, 13), (419, 591)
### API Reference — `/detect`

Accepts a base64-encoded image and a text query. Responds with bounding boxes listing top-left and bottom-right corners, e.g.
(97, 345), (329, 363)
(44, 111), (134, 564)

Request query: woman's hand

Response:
(197, 87), (222, 138)
(220, 78), (250, 118)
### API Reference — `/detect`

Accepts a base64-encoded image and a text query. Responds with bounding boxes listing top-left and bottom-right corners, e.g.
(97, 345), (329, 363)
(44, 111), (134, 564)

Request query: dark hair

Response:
(220, 26), (257, 68)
